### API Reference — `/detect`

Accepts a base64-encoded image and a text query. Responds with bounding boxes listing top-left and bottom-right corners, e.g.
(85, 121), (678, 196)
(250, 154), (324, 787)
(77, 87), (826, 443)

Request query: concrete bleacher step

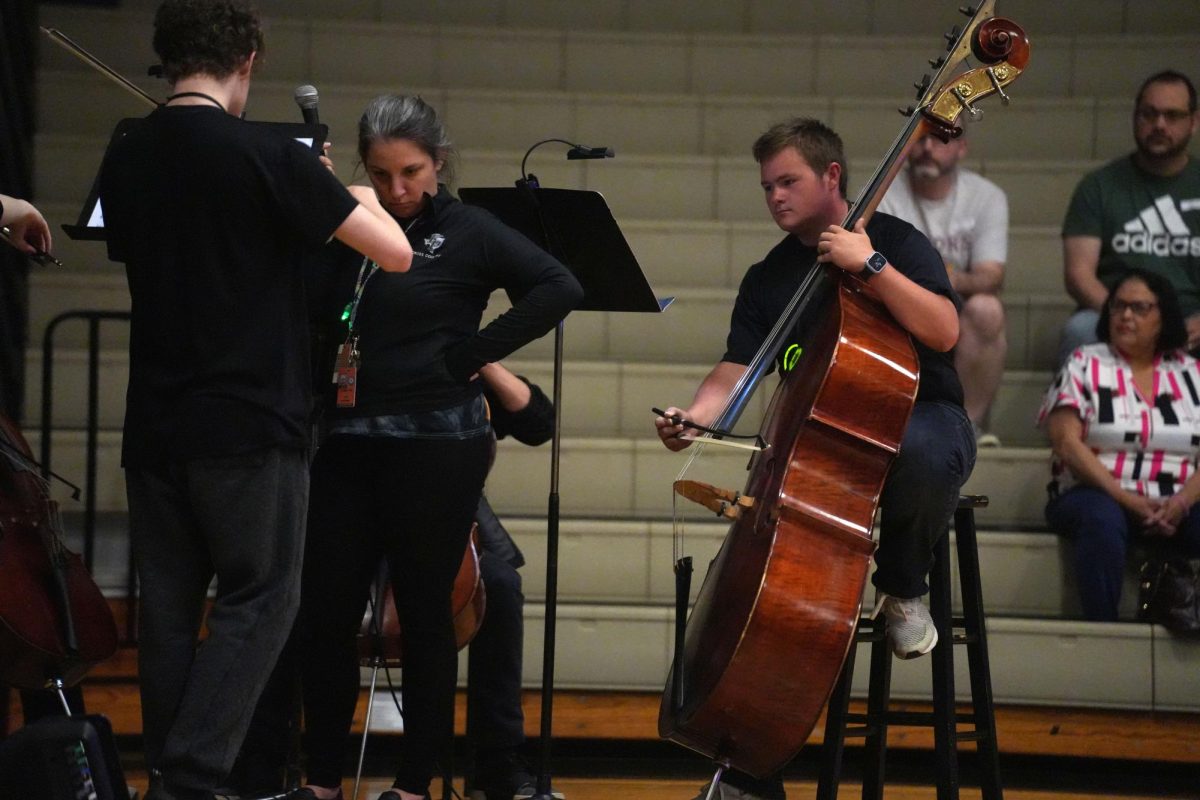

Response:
(24, 331), (1058, 447)
(37, 4), (1200, 102)
(32, 192), (1063, 299)
(60, 508), (1131, 625)
(106, 0), (1200, 38)
(507, 604), (1200, 711)
(26, 271), (1074, 378)
(30, 426), (1053, 529)
(34, 130), (1103, 231)
(35, 69), (1138, 171)
(536, 606), (1199, 711)
(62, 510), (1193, 712)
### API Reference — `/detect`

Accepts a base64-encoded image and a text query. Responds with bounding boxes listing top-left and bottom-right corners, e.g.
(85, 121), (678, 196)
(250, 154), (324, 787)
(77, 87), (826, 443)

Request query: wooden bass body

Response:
(659, 271), (919, 777)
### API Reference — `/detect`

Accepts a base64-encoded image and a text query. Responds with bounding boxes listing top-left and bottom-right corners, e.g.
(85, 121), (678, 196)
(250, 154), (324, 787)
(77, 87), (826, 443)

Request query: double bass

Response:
(658, 1), (1029, 779)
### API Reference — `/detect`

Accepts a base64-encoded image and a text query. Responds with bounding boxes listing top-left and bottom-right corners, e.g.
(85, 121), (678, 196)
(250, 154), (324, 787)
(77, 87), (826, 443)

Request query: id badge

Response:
(333, 337), (360, 408)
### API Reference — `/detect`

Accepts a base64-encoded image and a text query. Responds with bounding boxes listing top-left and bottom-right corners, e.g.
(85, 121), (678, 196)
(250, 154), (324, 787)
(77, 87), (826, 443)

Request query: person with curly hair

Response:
(97, 3), (412, 799)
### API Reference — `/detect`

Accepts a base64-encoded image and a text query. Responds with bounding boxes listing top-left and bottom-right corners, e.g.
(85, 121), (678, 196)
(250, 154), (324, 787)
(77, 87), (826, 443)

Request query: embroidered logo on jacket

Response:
(425, 233), (445, 252)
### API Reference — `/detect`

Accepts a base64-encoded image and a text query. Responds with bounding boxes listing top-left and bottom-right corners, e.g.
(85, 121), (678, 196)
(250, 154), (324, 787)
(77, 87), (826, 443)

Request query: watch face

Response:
(866, 252), (887, 273)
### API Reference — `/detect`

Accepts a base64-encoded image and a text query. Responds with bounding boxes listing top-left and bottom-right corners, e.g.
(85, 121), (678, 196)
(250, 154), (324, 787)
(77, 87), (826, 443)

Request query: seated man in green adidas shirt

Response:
(1060, 69), (1200, 366)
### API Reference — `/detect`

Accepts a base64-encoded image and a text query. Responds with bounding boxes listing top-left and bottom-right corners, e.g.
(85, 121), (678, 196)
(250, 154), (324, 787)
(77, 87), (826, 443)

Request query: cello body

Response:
(358, 524), (486, 663)
(0, 414), (118, 690)
(659, 272), (917, 776)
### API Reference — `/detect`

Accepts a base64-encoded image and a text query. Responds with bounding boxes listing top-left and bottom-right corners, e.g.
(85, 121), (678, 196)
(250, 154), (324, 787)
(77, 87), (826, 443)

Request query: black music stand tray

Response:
(459, 185), (669, 800)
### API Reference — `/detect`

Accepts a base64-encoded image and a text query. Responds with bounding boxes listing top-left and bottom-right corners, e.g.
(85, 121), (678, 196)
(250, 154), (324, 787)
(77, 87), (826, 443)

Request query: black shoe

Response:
(375, 791), (430, 800)
(471, 749), (551, 800)
(255, 788), (342, 800)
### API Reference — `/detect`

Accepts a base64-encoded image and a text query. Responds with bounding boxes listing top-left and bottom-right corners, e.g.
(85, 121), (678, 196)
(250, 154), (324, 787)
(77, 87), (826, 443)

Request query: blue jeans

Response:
(872, 400), (977, 599)
(127, 447), (309, 796)
(1046, 485), (1200, 620)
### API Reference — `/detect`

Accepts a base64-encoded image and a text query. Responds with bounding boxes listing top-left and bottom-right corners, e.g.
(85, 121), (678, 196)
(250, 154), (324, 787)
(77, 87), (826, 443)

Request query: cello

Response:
(0, 411), (118, 693)
(658, 0), (1028, 781)
(358, 524), (487, 663)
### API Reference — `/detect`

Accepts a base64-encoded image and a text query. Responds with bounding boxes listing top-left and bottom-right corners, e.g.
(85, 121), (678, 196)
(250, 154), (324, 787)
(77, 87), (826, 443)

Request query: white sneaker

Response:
(870, 593), (938, 659)
(971, 420), (1001, 448)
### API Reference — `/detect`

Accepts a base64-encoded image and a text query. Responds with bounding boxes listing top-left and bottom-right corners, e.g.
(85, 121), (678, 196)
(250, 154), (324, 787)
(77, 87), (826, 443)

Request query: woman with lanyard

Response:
(294, 94), (582, 800)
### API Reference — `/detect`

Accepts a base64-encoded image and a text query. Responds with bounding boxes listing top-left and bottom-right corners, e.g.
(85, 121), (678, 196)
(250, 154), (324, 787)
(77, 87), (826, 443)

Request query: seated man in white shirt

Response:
(879, 130), (1009, 446)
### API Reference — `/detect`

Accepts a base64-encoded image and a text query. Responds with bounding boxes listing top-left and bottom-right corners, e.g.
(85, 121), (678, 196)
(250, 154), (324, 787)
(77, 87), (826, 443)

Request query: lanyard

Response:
(340, 214), (421, 333)
(341, 256), (378, 334)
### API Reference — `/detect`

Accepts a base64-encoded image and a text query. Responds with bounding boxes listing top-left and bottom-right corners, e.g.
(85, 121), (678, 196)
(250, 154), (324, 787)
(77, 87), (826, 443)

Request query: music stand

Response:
(458, 185), (669, 800)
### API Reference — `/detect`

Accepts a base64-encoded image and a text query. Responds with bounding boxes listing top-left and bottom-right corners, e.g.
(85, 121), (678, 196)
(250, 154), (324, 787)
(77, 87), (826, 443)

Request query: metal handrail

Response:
(40, 309), (132, 639)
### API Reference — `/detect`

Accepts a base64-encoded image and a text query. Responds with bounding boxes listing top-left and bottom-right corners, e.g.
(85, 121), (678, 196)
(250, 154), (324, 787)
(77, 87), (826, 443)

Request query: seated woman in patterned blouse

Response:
(1040, 267), (1200, 621)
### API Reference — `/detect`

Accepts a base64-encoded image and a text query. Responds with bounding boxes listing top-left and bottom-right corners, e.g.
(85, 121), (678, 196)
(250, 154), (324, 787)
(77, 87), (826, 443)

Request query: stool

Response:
(817, 495), (1002, 800)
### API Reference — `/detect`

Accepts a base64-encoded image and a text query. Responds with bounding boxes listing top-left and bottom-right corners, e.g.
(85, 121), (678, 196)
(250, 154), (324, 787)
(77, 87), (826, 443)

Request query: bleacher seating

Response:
(26, 0), (1200, 720)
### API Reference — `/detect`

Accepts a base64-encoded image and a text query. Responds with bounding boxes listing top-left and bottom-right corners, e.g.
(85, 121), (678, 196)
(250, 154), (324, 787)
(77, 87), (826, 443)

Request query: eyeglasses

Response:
(1108, 299), (1158, 317)
(1135, 106), (1193, 124)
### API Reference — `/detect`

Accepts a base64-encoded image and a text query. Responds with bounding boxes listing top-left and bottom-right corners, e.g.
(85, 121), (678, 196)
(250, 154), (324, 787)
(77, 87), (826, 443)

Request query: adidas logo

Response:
(1112, 195), (1200, 257)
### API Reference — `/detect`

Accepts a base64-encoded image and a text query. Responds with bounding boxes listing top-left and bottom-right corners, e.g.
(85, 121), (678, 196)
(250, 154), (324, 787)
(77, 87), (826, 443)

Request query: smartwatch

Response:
(863, 251), (888, 279)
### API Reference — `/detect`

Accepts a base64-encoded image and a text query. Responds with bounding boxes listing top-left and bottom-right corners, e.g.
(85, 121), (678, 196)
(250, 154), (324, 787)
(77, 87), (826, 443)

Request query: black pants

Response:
(231, 508), (528, 796)
(299, 434), (490, 796)
(467, 550), (525, 753)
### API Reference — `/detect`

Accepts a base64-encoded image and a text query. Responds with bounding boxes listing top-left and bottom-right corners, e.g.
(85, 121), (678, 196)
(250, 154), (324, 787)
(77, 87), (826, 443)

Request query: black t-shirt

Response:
(316, 186), (582, 417)
(99, 106), (359, 466)
(723, 212), (964, 406)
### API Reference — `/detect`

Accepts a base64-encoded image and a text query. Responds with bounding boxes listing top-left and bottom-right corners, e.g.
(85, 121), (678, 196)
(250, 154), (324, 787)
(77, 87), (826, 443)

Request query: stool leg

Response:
(860, 619), (891, 800)
(817, 622), (862, 800)
(930, 529), (959, 800)
(352, 661), (382, 800)
(955, 506), (1004, 800)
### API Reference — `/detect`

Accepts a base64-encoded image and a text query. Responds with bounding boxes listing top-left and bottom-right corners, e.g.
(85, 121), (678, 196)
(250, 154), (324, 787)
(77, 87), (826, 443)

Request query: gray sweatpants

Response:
(127, 447), (308, 797)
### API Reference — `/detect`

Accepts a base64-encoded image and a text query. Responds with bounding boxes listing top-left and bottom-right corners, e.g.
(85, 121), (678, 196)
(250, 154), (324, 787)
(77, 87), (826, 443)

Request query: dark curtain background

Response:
(0, 0), (39, 423)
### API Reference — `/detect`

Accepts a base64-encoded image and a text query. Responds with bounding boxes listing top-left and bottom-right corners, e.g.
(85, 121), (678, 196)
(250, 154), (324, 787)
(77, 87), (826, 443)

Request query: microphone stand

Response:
(515, 139), (612, 800)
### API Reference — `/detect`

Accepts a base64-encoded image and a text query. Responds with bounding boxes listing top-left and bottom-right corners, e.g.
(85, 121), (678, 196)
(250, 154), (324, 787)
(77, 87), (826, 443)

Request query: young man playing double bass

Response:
(97, 2), (412, 799)
(654, 118), (976, 800)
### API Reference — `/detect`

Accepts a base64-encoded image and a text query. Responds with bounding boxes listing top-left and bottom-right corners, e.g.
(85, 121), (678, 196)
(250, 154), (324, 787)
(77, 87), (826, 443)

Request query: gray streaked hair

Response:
(357, 94), (456, 184)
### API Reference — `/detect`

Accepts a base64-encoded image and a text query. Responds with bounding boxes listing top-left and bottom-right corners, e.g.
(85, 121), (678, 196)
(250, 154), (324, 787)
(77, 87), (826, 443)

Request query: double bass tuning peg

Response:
(959, 4), (980, 17)
(944, 25), (961, 50)
(913, 74), (931, 99)
(929, 55), (946, 69)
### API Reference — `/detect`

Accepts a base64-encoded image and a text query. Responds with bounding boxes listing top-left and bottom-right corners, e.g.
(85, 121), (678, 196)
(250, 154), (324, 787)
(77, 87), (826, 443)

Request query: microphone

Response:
(566, 144), (615, 160)
(294, 84), (320, 126)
